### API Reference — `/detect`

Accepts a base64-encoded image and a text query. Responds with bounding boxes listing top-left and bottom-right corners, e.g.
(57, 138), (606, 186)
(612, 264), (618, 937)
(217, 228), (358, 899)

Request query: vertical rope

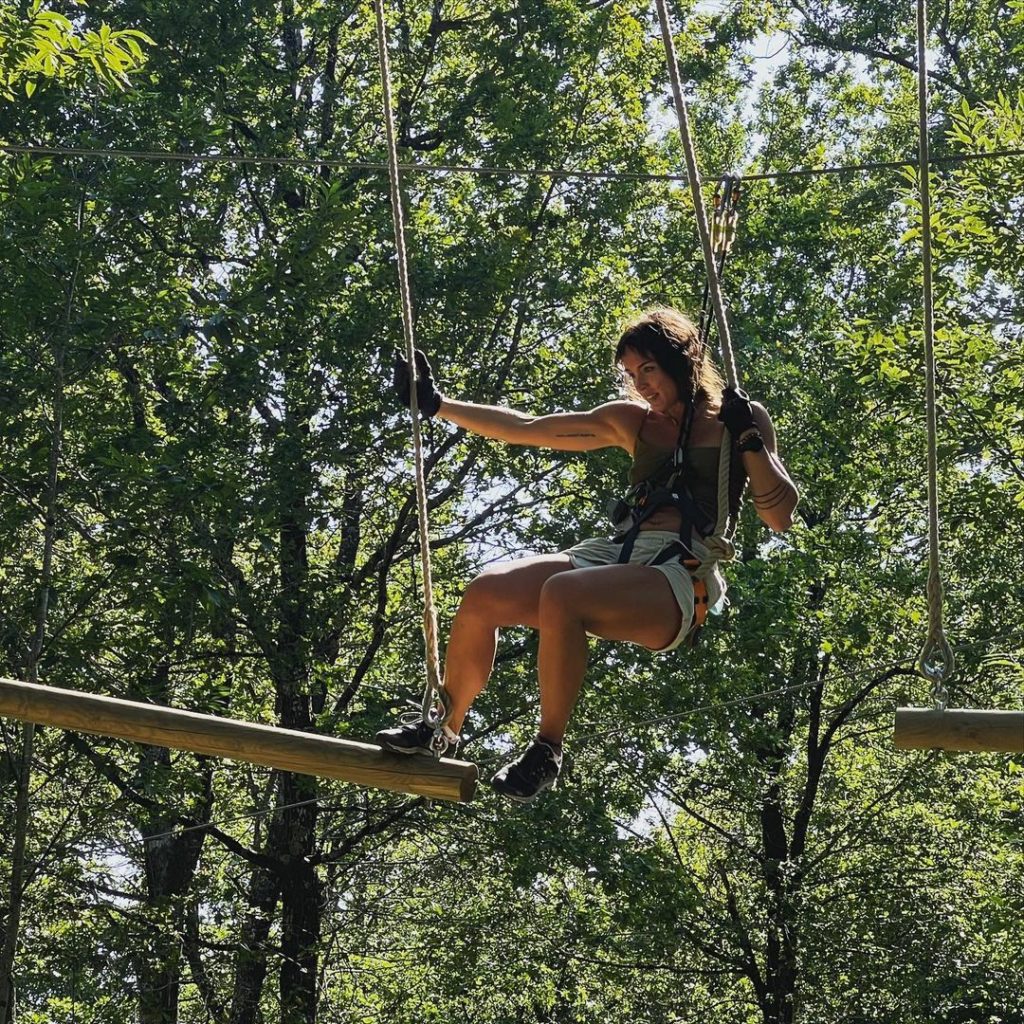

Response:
(653, 0), (740, 390)
(372, 0), (446, 724)
(913, 0), (955, 708)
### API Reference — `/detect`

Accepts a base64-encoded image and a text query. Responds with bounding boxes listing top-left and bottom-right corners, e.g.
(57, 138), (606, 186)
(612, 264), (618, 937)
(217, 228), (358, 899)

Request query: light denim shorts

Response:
(562, 530), (726, 653)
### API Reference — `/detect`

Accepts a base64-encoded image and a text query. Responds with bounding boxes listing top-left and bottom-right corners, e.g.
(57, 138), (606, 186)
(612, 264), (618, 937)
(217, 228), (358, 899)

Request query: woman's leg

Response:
(442, 554), (573, 733)
(535, 564), (683, 743)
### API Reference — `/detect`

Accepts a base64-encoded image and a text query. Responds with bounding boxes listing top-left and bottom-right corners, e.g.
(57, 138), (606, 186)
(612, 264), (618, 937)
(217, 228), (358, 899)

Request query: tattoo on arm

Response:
(752, 481), (792, 510)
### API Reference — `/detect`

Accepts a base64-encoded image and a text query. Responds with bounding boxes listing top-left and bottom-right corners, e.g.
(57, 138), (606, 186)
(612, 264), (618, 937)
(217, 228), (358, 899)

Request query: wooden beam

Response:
(0, 677), (477, 803)
(894, 707), (1024, 754)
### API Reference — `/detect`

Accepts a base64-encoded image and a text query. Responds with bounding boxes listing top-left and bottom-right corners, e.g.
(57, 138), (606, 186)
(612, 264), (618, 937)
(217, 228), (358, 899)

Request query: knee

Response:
(460, 568), (506, 618)
(538, 573), (579, 620)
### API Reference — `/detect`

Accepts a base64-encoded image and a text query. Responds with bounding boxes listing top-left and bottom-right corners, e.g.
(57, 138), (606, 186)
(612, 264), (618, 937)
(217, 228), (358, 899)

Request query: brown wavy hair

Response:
(614, 307), (725, 409)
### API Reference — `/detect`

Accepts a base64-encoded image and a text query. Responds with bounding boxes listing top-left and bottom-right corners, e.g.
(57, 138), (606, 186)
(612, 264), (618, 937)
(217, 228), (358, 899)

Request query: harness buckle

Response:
(683, 557), (709, 648)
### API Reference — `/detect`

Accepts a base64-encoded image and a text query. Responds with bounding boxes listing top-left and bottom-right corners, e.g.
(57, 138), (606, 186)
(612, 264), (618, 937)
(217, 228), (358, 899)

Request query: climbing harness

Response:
(609, 403), (738, 646)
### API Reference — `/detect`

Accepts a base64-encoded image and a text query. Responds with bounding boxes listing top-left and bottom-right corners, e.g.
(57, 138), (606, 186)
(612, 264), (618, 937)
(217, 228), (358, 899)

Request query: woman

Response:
(377, 307), (799, 802)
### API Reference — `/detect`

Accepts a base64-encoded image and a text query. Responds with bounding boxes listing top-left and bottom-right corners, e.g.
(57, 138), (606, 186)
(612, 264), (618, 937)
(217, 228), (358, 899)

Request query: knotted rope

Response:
(913, 0), (955, 707)
(372, 0), (447, 729)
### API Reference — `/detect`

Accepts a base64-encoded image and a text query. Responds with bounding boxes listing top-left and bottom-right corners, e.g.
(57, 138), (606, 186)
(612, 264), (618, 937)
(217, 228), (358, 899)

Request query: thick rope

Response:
(685, 430), (737, 583)
(913, 0), (955, 708)
(372, 0), (446, 726)
(653, 0), (739, 391)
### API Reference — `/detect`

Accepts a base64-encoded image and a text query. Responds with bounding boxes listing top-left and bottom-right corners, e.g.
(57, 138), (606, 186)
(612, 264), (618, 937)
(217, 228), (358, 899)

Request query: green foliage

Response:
(0, 0), (152, 100)
(1, 1), (1022, 1022)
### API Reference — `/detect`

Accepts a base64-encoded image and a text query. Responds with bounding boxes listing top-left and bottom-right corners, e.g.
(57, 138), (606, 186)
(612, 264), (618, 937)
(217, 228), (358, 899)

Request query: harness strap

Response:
(694, 428), (737, 576)
(615, 483), (711, 564)
(647, 541), (709, 647)
(687, 562), (710, 644)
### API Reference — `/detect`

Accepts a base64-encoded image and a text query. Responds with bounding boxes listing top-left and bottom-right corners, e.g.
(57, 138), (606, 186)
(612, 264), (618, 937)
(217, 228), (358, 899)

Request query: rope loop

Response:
(918, 570), (955, 708)
(918, 634), (955, 710)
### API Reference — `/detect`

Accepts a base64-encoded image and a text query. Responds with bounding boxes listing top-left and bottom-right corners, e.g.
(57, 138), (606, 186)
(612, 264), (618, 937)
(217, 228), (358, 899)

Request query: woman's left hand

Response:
(718, 386), (757, 437)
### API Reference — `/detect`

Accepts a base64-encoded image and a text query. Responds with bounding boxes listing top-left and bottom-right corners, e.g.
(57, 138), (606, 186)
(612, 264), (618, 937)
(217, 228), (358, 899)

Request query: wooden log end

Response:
(894, 707), (1024, 754)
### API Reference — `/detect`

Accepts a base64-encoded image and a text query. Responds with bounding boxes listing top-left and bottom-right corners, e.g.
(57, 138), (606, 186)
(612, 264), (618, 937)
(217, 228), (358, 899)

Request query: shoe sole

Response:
(378, 740), (433, 757)
(490, 778), (557, 803)
(378, 739), (454, 758)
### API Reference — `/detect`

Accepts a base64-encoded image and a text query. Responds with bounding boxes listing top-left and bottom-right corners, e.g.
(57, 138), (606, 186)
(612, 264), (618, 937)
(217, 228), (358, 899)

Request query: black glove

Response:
(717, 386), (757, 436)
(393, 348), (443, 418)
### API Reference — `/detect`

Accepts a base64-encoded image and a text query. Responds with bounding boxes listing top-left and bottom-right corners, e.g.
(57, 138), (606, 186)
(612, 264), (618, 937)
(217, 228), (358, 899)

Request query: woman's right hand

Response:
(393, 349), (443, 418)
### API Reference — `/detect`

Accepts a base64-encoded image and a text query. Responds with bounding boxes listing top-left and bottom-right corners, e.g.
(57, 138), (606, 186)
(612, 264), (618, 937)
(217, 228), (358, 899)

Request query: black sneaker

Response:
(376, 713), (459, 757)
(490, 739), (562, 803)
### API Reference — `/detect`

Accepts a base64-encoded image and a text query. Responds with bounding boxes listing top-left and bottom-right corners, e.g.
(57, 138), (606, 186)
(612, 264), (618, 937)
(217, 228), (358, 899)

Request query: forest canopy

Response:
(0, 1), (1022, 1022)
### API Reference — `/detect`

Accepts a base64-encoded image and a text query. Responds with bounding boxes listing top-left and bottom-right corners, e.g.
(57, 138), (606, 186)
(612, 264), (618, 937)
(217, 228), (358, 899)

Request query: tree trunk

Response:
(228, 863), (279, 1024)
(759, 781), (799, 1024)
(136, 738), (213, 1024)
(272, 373), (320, 1023)
(276, 780), (321, 1024)
(0, 232), (73, 1020)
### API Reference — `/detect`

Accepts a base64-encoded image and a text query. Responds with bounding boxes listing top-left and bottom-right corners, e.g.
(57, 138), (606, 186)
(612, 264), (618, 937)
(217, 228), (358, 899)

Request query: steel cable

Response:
(2, 143), (1021, 186)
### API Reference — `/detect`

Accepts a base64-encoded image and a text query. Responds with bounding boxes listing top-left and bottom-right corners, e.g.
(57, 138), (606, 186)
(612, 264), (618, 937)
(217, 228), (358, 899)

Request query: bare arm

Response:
(437, 398), (643, 453)
(742, 403), (800, 532)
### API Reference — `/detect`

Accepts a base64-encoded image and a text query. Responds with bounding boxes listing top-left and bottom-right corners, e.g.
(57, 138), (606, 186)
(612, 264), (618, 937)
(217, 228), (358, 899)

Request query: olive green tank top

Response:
(630, 440), (722, 523)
